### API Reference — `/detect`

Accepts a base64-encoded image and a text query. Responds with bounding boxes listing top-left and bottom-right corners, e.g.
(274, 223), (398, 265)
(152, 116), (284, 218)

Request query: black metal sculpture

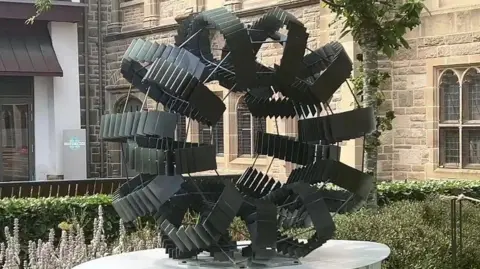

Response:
(100, 7), (375, 266)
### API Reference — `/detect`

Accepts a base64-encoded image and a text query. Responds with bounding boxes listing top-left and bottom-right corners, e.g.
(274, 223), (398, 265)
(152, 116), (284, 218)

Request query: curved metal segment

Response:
(286, 160), (373, 200)
(188, 7), (257, 90)
(121, 41), (226, 126)
(275, 22), (309, 92)
(246, 200), (277, 257)
(153, 181), (244, 255)
(124, 140), (217, 175)
(254, 132), (316, 165)
(288, 183), (335, 240)
(99, 111), (178, 142)
(112, 175), (185, 222)
(298, 107), (375, 144)
(175, 145), (218, 174)
(309, 42), (353, 103)
(235, 167), (283, 198)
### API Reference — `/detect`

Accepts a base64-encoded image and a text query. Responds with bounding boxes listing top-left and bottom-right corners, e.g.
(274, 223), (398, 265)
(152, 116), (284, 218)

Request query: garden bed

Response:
(0, 179), (480, 268)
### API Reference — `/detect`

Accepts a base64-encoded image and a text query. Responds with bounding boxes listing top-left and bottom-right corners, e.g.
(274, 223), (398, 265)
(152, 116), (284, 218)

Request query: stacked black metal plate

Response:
(101, 6), (376, 263)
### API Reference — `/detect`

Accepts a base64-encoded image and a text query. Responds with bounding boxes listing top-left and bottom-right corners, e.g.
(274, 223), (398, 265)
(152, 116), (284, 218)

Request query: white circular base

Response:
(73, 240), (390, 269)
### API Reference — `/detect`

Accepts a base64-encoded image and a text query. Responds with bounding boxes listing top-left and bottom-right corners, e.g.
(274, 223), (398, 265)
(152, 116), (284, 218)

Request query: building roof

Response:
(0, 19), (63, 77)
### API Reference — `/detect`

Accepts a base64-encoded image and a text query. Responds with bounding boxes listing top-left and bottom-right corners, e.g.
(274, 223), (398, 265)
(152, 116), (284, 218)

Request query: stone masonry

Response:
(378, 1), (480, 181)
(79, 0), (112, 178)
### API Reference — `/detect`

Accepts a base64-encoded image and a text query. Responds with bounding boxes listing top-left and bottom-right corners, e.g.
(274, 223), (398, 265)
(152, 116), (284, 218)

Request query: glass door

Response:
(0, 101), (33, 182)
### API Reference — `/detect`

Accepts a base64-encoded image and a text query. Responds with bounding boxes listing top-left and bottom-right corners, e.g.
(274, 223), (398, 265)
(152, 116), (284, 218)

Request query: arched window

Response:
(115, 96), (142, 113)
(439, 67), (480, 168)
(237, 97), (266, 157)
(440, 70), (460, 123)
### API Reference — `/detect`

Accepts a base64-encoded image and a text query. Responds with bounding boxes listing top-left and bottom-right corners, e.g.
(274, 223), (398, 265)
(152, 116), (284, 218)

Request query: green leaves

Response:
(0, 195), (122, 249)
(324, 0), (425, 57)
(335, 199), (480, 268)
(377, 180), (480, 205)
(27, 0), (53, 24)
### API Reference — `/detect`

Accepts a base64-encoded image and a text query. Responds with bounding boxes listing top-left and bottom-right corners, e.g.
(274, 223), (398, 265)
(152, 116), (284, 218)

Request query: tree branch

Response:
(321, 0), (345, 8)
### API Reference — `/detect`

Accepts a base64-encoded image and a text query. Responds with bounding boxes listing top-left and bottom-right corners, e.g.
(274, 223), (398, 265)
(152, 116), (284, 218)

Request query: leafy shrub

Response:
(334, 198), (480, 269)
(0, 195), (122, 247)
(322, 179), (480, 206)
(377, 180), (480, 205)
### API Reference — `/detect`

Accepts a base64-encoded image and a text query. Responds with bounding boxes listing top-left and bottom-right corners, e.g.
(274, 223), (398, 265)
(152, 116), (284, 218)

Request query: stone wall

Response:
(121, 1), (144, 31)
(78, 0), (112, 178)
(379, 2), (480, 181)
(97, 0), (354, 181)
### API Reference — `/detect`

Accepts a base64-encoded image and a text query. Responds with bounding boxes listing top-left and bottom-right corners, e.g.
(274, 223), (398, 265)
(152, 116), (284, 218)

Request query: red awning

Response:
(0, 19), (63, 77)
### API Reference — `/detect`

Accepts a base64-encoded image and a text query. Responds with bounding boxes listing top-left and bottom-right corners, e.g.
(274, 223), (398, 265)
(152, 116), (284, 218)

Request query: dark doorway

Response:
(0, 77), (34, 182)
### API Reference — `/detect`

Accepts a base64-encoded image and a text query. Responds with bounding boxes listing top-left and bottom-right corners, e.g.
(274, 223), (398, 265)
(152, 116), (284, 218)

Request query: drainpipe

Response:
(98, 0), (105, 177)
(84, 1), (91, 178)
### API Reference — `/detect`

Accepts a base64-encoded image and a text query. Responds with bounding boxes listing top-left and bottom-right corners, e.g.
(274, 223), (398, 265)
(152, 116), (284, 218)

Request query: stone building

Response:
(78, 0), (480, 181)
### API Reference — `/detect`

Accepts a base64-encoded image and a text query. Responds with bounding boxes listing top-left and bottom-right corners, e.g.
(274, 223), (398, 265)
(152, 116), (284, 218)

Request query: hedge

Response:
(2, 179), (480, 262)
(0, 195), (121, 246)
(377, 179), (480, 205)
(335, 199), (480, 269)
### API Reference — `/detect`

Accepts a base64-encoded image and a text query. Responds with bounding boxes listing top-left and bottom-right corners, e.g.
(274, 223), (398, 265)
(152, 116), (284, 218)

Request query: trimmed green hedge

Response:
(377, 180), (480, 205)
(0, 195), (120, 246)
(335, 199), (480, 269)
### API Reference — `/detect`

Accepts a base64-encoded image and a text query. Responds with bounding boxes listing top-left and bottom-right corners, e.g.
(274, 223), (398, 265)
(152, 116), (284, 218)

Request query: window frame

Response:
(438, 66), (480, 169)
(175, 115), (187, 142)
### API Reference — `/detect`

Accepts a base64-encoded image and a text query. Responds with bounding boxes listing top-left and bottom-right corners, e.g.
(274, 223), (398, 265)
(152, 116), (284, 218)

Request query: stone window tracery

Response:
(438, 67), (480, 168)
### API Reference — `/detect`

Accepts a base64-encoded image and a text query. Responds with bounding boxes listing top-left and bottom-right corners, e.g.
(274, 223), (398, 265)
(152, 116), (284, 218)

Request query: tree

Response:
(322, 0), (427, 208)
(27, 0), (52, 24)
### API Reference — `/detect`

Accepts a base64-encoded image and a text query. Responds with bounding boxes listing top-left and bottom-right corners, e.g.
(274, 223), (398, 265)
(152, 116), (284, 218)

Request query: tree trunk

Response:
(361, 33), (379, 209)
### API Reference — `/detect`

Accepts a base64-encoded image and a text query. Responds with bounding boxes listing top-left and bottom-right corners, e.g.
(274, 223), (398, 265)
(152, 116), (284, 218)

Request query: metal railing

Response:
(0, 175), (240, 199)
(442, 194), (480, 268)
